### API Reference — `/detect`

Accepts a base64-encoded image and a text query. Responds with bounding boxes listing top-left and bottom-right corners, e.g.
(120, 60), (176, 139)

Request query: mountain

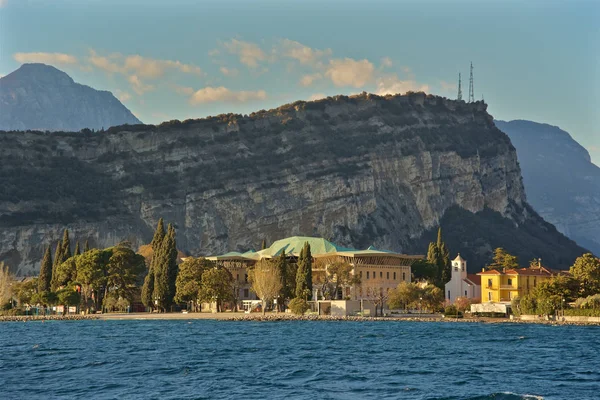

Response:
(0, 63), (141, 131)
(495, 119), (600, 256)
(0, 93), (586, 275)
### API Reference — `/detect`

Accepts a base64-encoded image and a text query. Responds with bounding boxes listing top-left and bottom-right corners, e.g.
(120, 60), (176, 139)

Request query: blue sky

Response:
(1, 0), (598, 161)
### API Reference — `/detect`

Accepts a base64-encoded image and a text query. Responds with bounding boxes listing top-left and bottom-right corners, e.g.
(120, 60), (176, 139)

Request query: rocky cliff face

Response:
(0, 93), (585, 275)
(0, 63), (141, 131)
(496, 120), (600, 256)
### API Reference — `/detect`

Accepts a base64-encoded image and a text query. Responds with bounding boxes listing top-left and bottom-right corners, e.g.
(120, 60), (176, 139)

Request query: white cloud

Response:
(0, 0), (8, 7)
(13, 52), (78, 65)
(381, 57), (393, 68)
(208, 49), (220, 57)
(87, 50), (203, 78)
(325, 58), (375, 88)
(308, 93), (327, 101)
(279, 39), (331, 66)
(189, 86), (266, 105)
(220, 66), (239, 77)
(300, 73), (322, 87)
(115, 90), (132, 103)
(440, 80), (457, 91)
(128, 75), (154, 95)
(222, 39), (266, 68)
(375, 75), (429, 95)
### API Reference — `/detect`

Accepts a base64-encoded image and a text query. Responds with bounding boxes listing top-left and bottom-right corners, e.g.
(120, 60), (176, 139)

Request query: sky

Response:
(1, 0), (599, 162)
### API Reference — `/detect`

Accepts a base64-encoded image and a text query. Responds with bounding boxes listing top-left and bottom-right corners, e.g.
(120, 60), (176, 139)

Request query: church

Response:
(445, 254), (481, 303)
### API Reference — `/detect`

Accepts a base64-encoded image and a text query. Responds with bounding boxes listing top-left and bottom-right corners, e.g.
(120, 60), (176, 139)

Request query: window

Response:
(454, 266), (458, 272)
(366, 271), (370, 279)
(487, 279), (493, 288)
(509, 292), (512, 300)
(533, 278), (537, 287)
(448, 290), (451, 299)
(507, 278), (512, 286)
(394, 272), (396, 280)
(236, 273), (239, 281)
(380, 271), (383, 278)
(244, 274), (248, 283)
(387, 272), (389, 280)
(488, 292), (492, 301)
(359, 271), (363, 278)
(402, 272), (406, 281)
(243, 289), (249, 298)
(527, 278), (530, 289)
(464, 290), (467, 296)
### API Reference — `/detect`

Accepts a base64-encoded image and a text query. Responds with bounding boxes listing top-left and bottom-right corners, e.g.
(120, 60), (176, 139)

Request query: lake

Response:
(0, 320), (598, 399)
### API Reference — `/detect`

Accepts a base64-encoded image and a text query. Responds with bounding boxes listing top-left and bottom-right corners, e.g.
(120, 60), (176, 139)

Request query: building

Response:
(477, 262), (554, 303)
(444, 254), (481, 303)
(204, 236), (422, 309)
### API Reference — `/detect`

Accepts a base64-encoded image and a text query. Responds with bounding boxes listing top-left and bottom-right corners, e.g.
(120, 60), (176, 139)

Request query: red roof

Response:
(465, 274), (481, 285)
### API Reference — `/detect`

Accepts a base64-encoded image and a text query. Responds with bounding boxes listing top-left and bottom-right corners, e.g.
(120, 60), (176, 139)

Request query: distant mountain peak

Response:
(0, 63), (141, 132)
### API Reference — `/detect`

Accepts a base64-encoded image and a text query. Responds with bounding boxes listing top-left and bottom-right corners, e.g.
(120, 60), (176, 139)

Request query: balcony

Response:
(500, 285), (516, 290)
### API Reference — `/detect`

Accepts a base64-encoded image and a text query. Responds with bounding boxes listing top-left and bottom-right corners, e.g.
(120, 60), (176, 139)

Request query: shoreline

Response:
(1, 312), (599, 326)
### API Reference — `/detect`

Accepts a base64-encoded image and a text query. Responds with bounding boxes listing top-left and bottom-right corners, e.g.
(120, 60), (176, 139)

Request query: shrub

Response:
(444, 304), (458, 316)
(288, 298), (309, 315)
(564, 308), (600, 317)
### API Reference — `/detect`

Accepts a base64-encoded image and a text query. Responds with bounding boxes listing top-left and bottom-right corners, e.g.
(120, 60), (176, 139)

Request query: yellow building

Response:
(477, 264), (553, 303)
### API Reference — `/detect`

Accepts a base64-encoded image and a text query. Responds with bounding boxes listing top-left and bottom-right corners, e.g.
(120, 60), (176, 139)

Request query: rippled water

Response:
(1, 320), (599, 399)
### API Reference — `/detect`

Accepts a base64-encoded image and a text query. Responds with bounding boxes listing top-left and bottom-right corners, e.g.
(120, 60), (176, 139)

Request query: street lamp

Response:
(419, 297), (423, 315)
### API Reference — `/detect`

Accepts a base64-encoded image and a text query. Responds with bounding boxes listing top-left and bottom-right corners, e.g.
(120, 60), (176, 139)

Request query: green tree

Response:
(288, 297), (309, 315)
(197, 267), (233, 312)
(56, 285), (81, 312)
(84, 240), (90, 253)
(421, 284), (444, 312)
(487, 248), (519, 271)
(388, 281), (420, 311)
(61, 229), (72, 261)
(51, 240), (63, 291)
(105, 244), (145, 304)
(175, 257), (213, 311)
(38, 246), (53, 293)
(142, 218), (166, 310)
(261, 239), (267, 250)
(54, 257), (78, 289)
(0, 263), (13, 308)
(151, 218), (166, 251)
(74, 242), (81, 256)
(13, 278), (38, 306)
(411, 259), (438, 283)
(75, 249), (110, 313)
(533, 274), (579, 302)
(426, 228), (451, 286)
(153, 224), (178, 311)
(295, 243), (313, 300)
(276, 250), (294, 311)
(569, 253), (600, 297)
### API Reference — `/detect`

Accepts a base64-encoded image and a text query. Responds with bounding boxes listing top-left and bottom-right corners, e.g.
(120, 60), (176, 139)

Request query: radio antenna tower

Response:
(457, 73), (463, 101)
(468, 62), (475, 103)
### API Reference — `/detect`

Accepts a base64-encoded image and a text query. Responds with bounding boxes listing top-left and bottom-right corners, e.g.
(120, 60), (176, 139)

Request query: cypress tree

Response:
(74, 242), (81, 256)
(153, 224), (178, 311)
(38, 246), (53, 293)
(426, 242), (438, 264)
(151, 218), (165, 252)
(84, 240), (90, 253)
(277, 250), (290, 309)
(51, 240), (63, 291)
(261, 239), (267, 250)
(141, 268), (155, 309)
(303, 242), (313, 297)
(61, 229), (72, 261)
(295, 247), (306, 299)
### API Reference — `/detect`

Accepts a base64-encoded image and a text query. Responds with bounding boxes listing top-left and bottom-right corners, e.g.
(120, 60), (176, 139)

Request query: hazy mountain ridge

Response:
(496, 119), (600, 256)
(0, 92), (586, 275)
(0, 63), (141, 131)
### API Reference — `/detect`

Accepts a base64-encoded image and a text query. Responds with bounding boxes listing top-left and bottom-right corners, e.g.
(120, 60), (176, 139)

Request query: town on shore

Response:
(1, 218), (600, 323)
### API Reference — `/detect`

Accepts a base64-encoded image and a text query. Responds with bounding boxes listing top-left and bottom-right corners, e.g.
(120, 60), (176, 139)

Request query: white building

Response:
(445, 254), (481, 303)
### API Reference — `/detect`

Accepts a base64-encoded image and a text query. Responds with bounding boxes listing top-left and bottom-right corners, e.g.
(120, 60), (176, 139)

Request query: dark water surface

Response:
(1, 320), (599, 399)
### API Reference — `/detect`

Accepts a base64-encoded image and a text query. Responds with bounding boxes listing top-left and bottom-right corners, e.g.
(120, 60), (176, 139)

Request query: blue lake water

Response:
(1, 320), (599, 399)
